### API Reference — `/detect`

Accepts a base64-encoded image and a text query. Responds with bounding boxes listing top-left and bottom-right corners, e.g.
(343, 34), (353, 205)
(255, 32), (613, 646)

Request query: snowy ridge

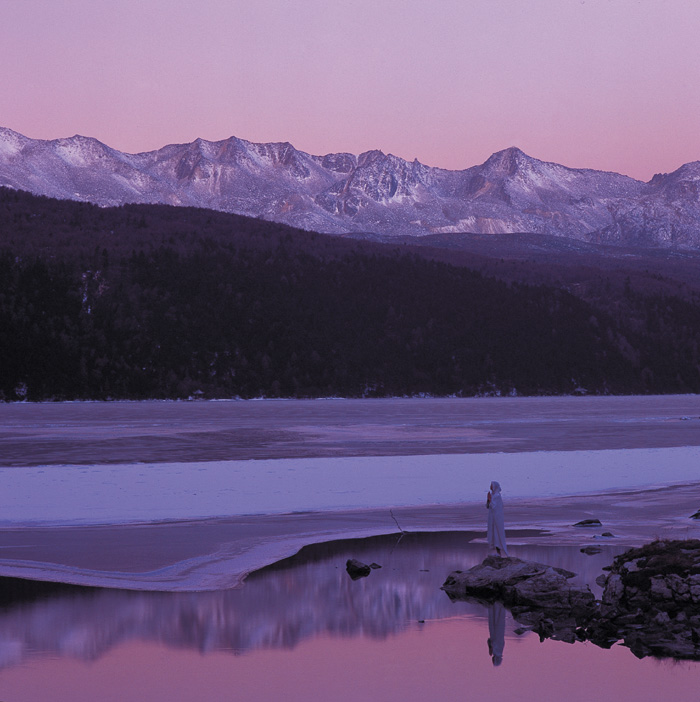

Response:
(1, 127), (699, 247)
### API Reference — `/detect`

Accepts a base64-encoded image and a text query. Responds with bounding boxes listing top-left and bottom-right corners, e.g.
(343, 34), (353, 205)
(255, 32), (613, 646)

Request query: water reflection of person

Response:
(487, 600), (506, 666)
(486, 480), (508, 556)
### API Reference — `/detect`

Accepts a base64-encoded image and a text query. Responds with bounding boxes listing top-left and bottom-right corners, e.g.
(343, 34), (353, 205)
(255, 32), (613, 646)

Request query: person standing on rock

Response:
(487, 481), (508, 556)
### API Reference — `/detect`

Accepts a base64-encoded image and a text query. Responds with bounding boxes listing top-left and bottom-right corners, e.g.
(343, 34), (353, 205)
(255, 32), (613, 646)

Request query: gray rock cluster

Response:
(589, 539), (700, 659)
(443, 540), (700, 660)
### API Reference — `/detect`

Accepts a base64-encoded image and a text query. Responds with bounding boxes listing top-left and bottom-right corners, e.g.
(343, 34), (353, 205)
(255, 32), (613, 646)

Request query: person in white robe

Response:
(486, 480), (508, 556)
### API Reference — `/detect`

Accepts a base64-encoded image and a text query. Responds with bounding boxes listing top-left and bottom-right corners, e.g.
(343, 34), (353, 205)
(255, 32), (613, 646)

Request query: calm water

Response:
(0, 536), (698, 702)
(2, 623), (696, 702)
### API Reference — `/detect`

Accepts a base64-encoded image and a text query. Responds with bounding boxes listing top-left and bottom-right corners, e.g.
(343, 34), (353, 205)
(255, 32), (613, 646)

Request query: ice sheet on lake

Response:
(1, 446), (699, 526)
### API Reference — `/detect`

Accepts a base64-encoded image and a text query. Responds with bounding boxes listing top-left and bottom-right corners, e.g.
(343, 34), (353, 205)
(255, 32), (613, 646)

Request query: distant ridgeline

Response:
(1, 187), (700, 401)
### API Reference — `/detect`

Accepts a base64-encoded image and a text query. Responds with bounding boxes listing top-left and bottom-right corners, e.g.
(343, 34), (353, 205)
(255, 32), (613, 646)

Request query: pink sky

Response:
(2, 0), (699, 181)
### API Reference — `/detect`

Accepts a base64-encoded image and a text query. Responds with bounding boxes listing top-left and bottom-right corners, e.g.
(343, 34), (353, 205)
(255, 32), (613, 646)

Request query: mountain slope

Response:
(1, 127), (699, 248)
(3, 188), (700, 400)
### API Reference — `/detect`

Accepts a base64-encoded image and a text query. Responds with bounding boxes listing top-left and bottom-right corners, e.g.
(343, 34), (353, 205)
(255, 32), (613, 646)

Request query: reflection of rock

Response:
(346, 559), (371, 580)
(589, 539), (700, 660)
(0, 537), (624, 671)
(0, 533), (506, 670)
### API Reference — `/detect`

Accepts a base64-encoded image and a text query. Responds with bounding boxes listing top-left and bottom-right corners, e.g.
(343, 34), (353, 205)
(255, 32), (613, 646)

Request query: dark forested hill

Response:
(1, 188), (699, 400)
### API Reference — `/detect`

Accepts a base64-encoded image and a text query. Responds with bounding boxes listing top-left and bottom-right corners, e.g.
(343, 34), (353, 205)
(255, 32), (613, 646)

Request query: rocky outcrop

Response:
(443, 542), (700, 659)
(589, 539), (700, 659)
(442, 556), (596, 641)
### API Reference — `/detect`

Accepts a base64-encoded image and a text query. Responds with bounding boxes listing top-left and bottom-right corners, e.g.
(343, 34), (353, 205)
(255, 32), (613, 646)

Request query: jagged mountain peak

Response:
(0, 127), (31, 158)
(191, 137), (212, 152)
(650, 160), (700, 185)
(643, 160), (700, 204)
(357, 149), (387, 167)
(245, 140), (312, 175)
(62, 133), (98, 143)
(53, 133), (115, 154)
(50, 133), (120, 167)
(481, 146), (536, 174)
(1, 126), (699, 248)
(489, 145), (529, 159)
(0, 126), (28, 141)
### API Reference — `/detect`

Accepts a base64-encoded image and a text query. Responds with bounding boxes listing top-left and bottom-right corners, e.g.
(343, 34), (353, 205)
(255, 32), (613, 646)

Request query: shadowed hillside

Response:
(1, 188), (699, 400)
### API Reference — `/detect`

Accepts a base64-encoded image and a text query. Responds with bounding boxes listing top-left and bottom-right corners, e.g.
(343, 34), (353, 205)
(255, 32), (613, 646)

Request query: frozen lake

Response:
(2, 395), (700, 466)
(1, 395), (699, 525)
(2, 446), (700, 526)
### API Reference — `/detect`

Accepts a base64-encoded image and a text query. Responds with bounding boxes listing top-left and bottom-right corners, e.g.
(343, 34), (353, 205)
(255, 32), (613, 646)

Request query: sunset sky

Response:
(2, 0), (699, 181)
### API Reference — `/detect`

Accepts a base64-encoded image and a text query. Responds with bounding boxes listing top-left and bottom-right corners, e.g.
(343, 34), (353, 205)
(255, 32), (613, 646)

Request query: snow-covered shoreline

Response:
(0, 478), (698, 592)
(1, 446), (699, 527)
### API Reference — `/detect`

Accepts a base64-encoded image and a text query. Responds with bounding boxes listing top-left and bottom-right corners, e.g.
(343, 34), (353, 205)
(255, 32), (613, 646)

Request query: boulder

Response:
(573, 519), (602, 527)
(442, 556), (595, 620)
(346, 559), (371, 580)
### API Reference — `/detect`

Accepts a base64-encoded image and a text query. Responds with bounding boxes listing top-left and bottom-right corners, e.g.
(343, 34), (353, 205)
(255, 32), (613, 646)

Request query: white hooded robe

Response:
(487, 481), (508, 556)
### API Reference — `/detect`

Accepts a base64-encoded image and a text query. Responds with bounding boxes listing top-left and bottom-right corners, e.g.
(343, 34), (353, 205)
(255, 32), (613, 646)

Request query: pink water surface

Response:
(1, 619), (697, 702)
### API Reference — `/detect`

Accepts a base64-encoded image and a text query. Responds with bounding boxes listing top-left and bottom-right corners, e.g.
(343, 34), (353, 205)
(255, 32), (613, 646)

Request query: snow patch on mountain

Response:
(0, 127), (699, 248)
(0, 128), (30, 159)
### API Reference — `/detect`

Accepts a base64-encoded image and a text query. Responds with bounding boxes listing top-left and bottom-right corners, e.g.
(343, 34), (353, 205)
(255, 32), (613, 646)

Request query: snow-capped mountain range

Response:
(2, 126), (699, 248)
